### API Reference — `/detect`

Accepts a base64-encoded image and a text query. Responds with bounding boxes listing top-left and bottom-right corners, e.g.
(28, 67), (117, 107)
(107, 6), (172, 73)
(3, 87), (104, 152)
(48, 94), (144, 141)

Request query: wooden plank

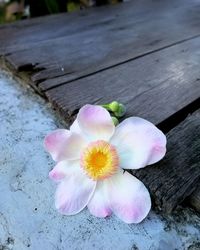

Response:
(44, 36), (200, 125)
(132, 110), (200, 213)
(1, 0), (200, 87)
(0, 6), (121, 54)
(188, 186), (200, 212)
(0, 0), (198, 54)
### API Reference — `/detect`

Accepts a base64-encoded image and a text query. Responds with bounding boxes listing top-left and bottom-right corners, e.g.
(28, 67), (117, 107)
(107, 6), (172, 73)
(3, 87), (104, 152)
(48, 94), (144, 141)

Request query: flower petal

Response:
(44, 129), (87, 161)
(49, 160), (77, 182)
(70, 119), (82, 134)
(55, 166), (96, 215)
(111, 117), (166, 169)
(106, 171), (151, 224)
(87, 182), (112, 218)
(77, 104), (115, 141)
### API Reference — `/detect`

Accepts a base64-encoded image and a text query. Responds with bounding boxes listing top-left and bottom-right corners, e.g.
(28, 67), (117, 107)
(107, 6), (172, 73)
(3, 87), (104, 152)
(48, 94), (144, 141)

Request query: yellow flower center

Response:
(81, 140), (119, 181)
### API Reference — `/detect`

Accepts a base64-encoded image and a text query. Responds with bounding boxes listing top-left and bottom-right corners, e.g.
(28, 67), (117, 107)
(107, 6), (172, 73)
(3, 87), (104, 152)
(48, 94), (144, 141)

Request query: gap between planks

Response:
(43, 35), (200, 127)
(132, 109), (200, 213)
(40, 33), (200, 92)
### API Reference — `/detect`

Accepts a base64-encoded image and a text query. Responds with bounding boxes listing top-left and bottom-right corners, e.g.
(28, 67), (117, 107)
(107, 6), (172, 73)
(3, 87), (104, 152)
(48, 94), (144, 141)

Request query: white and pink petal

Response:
(87, 182), (112, 218)
(44, 129), (87, 162)
(70, 119), (82, 134)
(55, 166), (96, 215)
(77, 104), (115, 141)
(105, 170), (151, 224)
(111, 117), (166, 169)
(49, 160), (79, 182)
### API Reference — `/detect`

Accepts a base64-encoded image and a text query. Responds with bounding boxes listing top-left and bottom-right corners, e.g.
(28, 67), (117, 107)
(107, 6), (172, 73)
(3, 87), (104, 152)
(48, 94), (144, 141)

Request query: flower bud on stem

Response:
(114, 103), (126, 118)
(111, 116), (119, 126)
(101, 101), (126, 125)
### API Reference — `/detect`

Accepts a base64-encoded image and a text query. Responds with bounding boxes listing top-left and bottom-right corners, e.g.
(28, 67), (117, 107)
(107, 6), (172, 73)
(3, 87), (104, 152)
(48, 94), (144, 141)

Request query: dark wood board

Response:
(1, 0), (199, 54)
(1, 0), (200, 87)
(132, 110), (200, 213)
(44, 36), (200, 126)
(188, 186), (200, 212)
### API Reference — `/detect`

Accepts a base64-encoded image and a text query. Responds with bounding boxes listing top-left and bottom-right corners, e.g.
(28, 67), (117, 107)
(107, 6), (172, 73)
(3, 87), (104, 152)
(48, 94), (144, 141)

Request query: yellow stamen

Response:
(81, 140), (119, 181)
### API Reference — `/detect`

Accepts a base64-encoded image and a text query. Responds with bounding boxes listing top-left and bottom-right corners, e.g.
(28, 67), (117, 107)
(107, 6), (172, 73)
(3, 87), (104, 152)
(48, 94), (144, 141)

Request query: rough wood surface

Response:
(188, 186), (200, 212)
(1, 0), (200, 87)
(131, 110), (200, 213)
(45, 37), (200, 126)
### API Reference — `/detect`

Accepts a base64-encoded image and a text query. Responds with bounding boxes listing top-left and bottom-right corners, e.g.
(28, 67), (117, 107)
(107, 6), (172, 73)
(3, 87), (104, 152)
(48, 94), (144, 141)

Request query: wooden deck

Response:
(0, 0), (200, 213)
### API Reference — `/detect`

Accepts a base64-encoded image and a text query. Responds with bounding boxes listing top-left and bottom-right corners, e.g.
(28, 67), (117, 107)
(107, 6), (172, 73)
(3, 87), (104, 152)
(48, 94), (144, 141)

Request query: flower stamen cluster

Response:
(81, 140), (119, 180)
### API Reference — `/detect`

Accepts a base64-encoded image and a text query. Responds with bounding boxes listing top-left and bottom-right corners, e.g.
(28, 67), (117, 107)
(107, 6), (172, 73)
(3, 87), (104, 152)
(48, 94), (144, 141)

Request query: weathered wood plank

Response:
(0, 6), (120, 54)
(0, 0), (198, 54)
(1, 0), (200, 87)
(44, 36), (200, 125)
(188, 186), (200, 212)
(132, 110), (200, 213)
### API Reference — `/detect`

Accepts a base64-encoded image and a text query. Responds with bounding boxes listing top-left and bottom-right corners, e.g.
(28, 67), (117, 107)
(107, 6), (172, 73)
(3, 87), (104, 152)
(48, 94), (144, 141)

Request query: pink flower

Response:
(44, 105), (166, 223)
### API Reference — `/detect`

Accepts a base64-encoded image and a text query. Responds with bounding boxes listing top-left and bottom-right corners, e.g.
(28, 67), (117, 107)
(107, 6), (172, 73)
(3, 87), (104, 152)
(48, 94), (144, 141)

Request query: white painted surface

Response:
(0, 71), (199, 250)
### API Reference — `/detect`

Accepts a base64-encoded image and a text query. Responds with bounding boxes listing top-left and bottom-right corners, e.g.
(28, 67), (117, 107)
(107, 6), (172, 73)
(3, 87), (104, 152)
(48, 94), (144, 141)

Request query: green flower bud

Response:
(114, 103), (126, 118)
(111, 116), (119, 126)
(101, 104), (109, 110)
(109, 101), (119, 112)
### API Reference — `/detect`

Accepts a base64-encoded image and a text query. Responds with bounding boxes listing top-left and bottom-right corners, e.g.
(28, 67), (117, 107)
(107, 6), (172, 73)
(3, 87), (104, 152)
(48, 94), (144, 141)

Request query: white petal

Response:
(49, 160), (77, 182)
(111, 117), (166, 169)
(44, 129), (87, 161)
(106, 170), (151, 224)
(87, 182), (112, 218)
(77, 104), (115, 141)
(70, 119), (82, 134)
(55, 166), (96, 215)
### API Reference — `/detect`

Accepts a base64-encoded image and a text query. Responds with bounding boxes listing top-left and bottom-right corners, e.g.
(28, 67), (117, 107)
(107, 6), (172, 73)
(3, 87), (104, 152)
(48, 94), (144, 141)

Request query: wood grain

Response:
(132, 110), (200, 213)
(44, 36), (200, 125)
(1, 0), (200, 87)
(188, 186), (200, 212)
